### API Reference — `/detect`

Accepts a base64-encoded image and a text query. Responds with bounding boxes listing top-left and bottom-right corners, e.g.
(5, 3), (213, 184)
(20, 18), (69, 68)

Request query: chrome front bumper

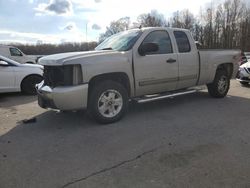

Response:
(36, 81), (88, 110)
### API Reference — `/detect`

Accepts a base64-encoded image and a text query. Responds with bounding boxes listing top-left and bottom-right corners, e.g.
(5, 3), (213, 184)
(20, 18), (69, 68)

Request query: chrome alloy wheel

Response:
(218, 75), (228, 94)
(98, 89), (123, 118)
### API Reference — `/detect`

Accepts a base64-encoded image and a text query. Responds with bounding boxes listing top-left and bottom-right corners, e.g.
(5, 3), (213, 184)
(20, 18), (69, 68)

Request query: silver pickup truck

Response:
(37, 27), (241, 123)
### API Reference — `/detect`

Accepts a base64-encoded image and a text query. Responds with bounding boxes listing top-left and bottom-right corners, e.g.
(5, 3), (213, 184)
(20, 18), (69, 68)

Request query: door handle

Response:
(166, 58), (176, 63)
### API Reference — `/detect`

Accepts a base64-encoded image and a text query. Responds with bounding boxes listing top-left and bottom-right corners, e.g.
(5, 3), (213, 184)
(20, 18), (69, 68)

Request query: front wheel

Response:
(21, 75), (43, 95)
(207, 70), (230, 98)
(88, 80), (128, 124)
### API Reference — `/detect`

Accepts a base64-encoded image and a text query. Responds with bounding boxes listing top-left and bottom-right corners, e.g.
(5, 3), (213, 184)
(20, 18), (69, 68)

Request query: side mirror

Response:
(0, 60), (9, 66)
(138, 43), (159, 56)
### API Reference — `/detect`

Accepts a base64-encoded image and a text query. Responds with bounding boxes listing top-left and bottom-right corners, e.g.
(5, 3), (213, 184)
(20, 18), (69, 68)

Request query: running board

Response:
(134, 89), (198, 104)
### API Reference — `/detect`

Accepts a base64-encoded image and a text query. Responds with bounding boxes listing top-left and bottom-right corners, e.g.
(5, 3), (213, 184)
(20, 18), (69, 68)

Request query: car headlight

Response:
(239, 67), (245, 72)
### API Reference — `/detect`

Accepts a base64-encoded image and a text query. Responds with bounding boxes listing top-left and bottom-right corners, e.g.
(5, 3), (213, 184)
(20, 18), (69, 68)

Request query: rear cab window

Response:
(174, 31), (191, 53)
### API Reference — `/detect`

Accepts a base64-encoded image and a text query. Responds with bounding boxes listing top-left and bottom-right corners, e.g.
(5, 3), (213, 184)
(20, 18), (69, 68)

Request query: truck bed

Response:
(198, 49), (241, 85)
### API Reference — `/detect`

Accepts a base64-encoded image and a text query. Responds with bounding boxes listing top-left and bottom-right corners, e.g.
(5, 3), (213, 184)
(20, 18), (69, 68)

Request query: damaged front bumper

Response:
(36, 81), (88, 110)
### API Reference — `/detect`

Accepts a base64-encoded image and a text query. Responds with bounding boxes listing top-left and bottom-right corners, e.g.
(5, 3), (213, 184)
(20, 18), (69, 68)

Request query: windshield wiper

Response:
(100, 47), (113, 50)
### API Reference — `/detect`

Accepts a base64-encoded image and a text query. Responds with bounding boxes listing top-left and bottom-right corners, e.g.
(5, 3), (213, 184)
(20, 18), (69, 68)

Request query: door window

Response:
(174, 31), (191, 53)
(9, 48), (23, 56)
(141, 31), (173, 55)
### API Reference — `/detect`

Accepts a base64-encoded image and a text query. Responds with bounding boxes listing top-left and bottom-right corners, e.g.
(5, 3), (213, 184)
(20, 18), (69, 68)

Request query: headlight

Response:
(239, 67), (245, 72)
(43, 64), (83, 87)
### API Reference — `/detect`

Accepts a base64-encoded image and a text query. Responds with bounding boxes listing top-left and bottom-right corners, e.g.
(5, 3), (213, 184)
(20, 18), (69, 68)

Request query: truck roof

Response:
(140, 27), (189, 32)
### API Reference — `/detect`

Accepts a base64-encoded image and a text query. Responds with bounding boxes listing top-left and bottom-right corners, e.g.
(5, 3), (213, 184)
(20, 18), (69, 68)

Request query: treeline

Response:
(100, 0), (250, 51)
(191, 0), (250, 50)
(15, 42), (97, 55)
(5, 0), (250, 54)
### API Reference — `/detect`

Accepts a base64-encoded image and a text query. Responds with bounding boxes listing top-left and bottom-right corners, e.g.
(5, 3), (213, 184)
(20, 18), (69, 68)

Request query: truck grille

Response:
(43, 66), (73, 88)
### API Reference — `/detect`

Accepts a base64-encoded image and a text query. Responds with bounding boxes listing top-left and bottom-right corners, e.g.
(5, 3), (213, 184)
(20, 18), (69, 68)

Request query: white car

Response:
(237, 61), (250, 86)
(0, 55), (43, 94)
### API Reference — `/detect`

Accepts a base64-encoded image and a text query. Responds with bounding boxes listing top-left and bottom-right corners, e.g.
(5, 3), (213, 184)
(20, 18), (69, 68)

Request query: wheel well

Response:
(26, 61), (35, 64)
(21, 74), (43, 91)
(88, 73), (131, 96)
(217, 63), (233, 78)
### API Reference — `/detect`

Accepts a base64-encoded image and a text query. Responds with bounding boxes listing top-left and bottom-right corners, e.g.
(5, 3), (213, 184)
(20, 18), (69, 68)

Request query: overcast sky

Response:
(0, 0), (215, 44)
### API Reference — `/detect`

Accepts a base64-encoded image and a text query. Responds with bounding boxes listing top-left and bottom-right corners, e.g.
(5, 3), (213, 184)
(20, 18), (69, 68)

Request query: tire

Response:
(240, 81), (249, 86)
(207, 69), (230, 98)
(26, 62), (35, 64)
(21, 75), (43, 95)
(88, 80), (129, 124)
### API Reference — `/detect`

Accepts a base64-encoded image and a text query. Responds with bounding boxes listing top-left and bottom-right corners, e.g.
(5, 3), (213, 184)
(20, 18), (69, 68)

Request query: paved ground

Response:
(0, 80), (250, 188)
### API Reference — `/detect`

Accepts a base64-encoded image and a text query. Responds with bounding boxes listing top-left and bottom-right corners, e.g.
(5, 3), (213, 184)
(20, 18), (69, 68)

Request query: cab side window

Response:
(174, 31), (191, 53)
(9, 48), (23, 56)
(142, 31), (173, 55)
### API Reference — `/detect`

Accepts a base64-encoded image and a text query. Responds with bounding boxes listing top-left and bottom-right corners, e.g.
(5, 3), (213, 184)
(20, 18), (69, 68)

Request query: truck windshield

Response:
(95, 29), (142, 51)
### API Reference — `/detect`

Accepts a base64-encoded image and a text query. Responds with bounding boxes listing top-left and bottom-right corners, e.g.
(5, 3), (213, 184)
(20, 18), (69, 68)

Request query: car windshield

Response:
(95, 29), (142, 51)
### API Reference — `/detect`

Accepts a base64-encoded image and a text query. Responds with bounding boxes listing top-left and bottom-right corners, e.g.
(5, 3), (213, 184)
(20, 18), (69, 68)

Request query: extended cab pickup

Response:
(37, 27), (241, 123)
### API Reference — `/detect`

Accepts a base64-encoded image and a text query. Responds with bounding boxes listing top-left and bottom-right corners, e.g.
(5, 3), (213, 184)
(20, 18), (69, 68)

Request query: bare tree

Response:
(99, 17), (130, 42)
(170, 10), (195, 30)
(240, 7), (250, 51)
(136, 10), (167, 27)
(195, 0), (247, 49)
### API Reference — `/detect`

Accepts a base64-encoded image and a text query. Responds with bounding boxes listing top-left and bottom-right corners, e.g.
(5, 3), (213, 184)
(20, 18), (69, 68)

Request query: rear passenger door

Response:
(174, 31), (199, 89)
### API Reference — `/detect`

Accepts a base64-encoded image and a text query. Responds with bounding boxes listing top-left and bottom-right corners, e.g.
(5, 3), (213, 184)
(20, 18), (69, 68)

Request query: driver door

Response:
(134, 30), (179, 96)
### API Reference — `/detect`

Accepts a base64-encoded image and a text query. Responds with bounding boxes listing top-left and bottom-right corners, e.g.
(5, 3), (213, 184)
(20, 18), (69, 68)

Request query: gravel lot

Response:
(0, 80), (250, 188)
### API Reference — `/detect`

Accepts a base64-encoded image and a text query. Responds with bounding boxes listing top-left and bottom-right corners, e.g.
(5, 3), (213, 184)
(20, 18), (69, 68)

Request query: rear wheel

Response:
(21, 75), (43, 95)
(88, 80), (128, 124)
(207, 69), (230, 98)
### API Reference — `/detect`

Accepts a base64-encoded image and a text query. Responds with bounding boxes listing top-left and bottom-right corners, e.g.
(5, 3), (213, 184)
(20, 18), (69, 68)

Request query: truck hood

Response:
(39, 50), (125, 66)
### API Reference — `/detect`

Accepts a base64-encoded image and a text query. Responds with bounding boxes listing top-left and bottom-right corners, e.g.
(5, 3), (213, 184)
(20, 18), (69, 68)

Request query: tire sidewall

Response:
(216, 70), (230, 97)
(89, 80), (128, 124)
(208, 70), (230, 98)
(22, 75), (43, 95)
